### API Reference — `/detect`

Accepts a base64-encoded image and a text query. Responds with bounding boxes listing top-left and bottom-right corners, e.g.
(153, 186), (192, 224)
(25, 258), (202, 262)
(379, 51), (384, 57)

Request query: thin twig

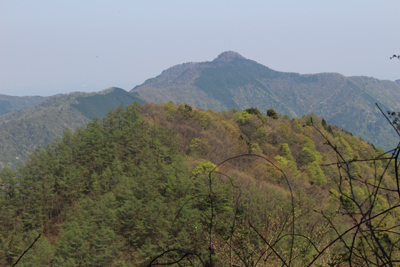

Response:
(12, 233), (42, 267)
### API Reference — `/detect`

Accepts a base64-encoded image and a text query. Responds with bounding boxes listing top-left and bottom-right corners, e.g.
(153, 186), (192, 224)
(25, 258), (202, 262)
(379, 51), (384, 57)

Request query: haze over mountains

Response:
(1, 51), (399, 169)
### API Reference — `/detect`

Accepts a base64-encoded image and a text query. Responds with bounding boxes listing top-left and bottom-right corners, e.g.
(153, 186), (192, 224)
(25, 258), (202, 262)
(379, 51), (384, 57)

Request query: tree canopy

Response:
(0, 102), (399, 266)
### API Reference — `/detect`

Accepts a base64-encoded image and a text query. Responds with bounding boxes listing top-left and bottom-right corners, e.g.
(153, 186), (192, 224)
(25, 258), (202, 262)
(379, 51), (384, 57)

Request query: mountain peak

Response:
(214, 51), (245, 62)
(98, 87), (126, 95)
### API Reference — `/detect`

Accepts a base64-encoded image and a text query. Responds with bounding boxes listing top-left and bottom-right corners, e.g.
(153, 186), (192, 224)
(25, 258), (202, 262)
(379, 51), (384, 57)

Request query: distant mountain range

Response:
(1, 51), (399, 169)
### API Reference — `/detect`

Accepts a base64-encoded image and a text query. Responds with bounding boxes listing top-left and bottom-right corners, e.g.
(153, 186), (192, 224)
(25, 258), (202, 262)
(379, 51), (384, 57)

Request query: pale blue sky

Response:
(1, 0), (399, 96)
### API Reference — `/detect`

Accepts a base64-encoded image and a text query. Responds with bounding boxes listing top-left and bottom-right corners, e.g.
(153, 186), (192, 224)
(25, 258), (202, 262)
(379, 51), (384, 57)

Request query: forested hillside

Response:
(0, 88), (144, 170)
(0, 94), (47, 116)
(1, 102), (399, 266)
(132, 51), (400, 150)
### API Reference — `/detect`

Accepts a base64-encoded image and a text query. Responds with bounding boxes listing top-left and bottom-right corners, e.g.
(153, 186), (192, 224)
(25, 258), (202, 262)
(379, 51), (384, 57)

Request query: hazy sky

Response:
(1, 0), (399, 96)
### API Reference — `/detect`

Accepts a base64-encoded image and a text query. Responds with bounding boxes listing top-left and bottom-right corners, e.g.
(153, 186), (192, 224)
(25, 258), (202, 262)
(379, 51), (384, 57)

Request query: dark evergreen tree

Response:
(245, 107), (261, 116)
(327, 125), (333, 134)
(267, 108), (279, 119)
(322, 118), (327, 127)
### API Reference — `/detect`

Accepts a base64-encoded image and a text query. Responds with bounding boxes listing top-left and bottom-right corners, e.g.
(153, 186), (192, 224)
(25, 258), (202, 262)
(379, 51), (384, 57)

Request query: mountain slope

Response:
(0, 88), (144, 169)
(0, 94), (48, 116)
(1, 102), (398, 266)
(71, 87), (144, 119)
(131, 51), (400, 150)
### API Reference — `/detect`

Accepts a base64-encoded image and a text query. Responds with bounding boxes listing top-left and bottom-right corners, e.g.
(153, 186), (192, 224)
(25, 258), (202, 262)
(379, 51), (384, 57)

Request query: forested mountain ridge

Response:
(0, 94), (48, 116)
(1, 52), (399, 170)
(0, 88), (144, 170)
(131, 51), (400, 150)
(0, 102), (399, 266)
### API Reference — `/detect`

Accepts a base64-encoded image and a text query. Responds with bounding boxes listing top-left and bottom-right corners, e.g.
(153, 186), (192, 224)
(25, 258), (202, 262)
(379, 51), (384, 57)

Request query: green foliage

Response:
(267, 108), (279, 119)
(235, 110), (251, 125)
(252, 127), (269, 144)
(163, 101), (176, 117)
(303, 161), (327, 187)
(302, 136), (316, 150)
(177, 103), (193, 118)
(327, 125), (333, 134)
(277, 122), (290, 140)
(330, 189), (341, 198)
(0, 103), (195, 265)
(337, 133), (354, 157)
(245, 107), (261, 115)
(189, 138), (210, 156)
(278, 143), (299, 176)
(192, 160), (217, 178)
(275, 155), (288, 165)
(229, 107), (239, 113)
(302, 113), (322, 125)
(340, 195), (357, 215)
(0, 102), (398, 266)
(300, 147), (320, 165)
(193, 110), (213, 129)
